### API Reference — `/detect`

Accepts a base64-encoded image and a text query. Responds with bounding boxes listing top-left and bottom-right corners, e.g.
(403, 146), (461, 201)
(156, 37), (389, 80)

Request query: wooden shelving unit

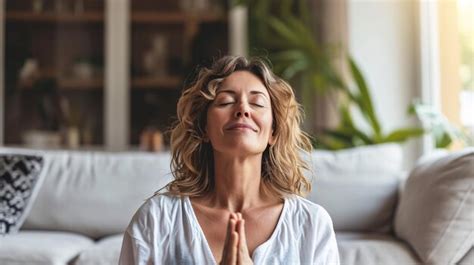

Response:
(128, 3), (229, 146)
(18, 75), (182, 90)
(131, 11), (225, 24)
(1, 0), (237, 149)
(6, 11), (104, 23)
(132, 76), (182, 89)
(6, 11), (226, 24)
(58, 78), (103, 90)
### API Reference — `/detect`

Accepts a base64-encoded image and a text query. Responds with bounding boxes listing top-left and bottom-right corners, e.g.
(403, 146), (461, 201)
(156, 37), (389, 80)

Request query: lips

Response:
(225, 123), (257, 132)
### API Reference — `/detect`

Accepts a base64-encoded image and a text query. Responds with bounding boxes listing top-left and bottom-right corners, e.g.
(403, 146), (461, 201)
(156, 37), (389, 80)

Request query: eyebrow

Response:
(216, 89), (269, 99)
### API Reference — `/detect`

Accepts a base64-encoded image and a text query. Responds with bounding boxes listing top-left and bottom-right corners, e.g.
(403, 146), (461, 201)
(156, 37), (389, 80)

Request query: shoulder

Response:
(285, 195), (335, 230)
(134, 193), (181, 219)
(285, 195), (331, 217)
(126, 194), (184, 241)
(284, 197), (340, 264)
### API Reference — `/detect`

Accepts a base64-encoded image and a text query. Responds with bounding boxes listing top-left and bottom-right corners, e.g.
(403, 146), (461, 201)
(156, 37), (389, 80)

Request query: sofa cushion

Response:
(308, 143), (404, 178)
(458, 247), (474, 265)
(0, 230), (93, 265)
(310, 175), (400, 233)
(0, 148), (174, 239)
(336, 232), (420, 265)
(0, 155), (45, 235)
(306, 144), (403, 233)
(74, 234), (123, 265)
(395, 148), (474, 264)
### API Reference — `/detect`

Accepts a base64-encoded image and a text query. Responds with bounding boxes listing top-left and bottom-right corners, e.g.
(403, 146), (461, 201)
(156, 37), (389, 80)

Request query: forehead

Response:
(217, 71), (269, 96)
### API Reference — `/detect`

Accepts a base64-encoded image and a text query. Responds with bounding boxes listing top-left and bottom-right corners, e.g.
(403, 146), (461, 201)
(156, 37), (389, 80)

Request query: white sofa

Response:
(0, 144), (472, 265)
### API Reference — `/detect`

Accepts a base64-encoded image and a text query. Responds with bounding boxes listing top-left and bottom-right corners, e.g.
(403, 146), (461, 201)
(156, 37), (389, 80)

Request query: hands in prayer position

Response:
(220, 213), (254, 265)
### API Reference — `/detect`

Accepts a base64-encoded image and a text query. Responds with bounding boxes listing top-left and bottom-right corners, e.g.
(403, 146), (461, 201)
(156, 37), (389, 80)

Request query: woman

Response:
(119, 56), (340, 264)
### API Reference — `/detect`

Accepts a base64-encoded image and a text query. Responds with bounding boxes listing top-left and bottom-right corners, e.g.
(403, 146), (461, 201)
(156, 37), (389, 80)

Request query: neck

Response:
(209, 152), (267, 212)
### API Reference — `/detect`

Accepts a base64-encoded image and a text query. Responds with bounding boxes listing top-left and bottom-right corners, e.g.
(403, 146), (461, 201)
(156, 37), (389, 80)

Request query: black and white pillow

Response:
(0, 155), (44, 235)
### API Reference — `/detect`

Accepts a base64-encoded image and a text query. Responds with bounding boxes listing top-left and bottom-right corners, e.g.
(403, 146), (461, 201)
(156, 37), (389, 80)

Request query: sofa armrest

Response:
(394, 149), (474, 264)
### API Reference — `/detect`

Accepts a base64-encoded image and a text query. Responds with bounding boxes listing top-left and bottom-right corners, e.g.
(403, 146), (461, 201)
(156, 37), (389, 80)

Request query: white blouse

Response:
(119, 194), (340, 265)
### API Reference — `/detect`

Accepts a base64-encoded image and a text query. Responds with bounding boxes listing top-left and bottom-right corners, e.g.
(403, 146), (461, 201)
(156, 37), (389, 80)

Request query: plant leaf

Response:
(267, 17), (301, 47)
(382, 127), (425, 143)
(349, 56), (382, 137)
(313, 134), (353, 150)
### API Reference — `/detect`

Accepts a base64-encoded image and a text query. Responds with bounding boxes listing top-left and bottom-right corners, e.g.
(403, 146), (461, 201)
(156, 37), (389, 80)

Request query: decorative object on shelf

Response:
(63, 127), (80, 148)
(32, 0), (44, 13)
(71, 56), (103, 81)
(143, 34), (168, 77)
(22, 130), (62, 148)
(35, 78), (62, 131)
(18, 58), (40, 85)
(59, 97), (82, 148)
(139, 127), (164, 152)
(21, 79), (63, 148)
(72, 60), (95, 80)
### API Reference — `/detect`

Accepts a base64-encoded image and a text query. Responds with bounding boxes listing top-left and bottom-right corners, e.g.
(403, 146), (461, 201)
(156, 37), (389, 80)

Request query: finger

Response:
(229, 230), (239, 265)
(238, 219), (248, 250)
(237, 212), (243, 221)
(237, 218), (252, 265)
(225, 214), (238, 243)
(222, 214), (237, 264)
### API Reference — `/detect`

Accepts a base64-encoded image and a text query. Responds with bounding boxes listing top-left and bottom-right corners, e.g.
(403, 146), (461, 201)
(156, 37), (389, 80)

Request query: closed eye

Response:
(252, 103), (265, 108)
(218, 102), (235, 106)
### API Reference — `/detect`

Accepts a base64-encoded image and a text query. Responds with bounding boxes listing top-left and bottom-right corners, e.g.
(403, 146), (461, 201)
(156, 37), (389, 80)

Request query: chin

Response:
(214, 141), (266, 156)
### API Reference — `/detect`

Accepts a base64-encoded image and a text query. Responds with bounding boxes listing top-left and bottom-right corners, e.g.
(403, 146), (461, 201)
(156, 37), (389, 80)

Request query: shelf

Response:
(6, 11), (103, 23)
(132, 76), (182, 89)
(6, 11), (225, 24)
(131, 11), (225, 24)
(19, 77), (103, 91)
(19, 76), (181, 90)
(58, 78), (103, 90)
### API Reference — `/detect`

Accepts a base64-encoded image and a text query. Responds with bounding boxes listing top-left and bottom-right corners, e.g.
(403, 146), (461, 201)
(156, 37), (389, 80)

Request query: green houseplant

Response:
(235, 0), (424, 149)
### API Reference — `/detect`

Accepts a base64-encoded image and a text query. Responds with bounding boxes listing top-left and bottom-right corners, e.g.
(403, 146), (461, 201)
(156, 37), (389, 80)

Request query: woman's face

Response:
(206, 71), (275, 157)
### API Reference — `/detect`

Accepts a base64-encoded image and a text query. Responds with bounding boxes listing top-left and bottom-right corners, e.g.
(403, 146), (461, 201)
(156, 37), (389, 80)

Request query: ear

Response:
(202, 129), (209, 143)
(202, 124), (209, 143)
(268, 131), (276, 146)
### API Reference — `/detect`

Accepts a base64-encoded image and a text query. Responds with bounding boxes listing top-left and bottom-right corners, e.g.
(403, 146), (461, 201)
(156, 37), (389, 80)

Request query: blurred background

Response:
(0, 0), (472, 167)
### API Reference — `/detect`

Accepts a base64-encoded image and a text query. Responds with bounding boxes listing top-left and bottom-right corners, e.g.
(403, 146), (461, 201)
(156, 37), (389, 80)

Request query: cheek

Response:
(259, 112), (274, 133)
(206, 109), (225, 134)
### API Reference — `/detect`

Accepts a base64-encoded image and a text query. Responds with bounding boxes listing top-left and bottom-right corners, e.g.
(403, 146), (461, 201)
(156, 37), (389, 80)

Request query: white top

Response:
(119, 194), (340, 265)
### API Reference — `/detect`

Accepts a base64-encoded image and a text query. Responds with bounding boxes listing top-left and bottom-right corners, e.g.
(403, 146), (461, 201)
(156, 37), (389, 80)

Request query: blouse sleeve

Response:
(118, 230), (152, 265)
(118, 196), (164, 265)
(312, 206), (341, 265)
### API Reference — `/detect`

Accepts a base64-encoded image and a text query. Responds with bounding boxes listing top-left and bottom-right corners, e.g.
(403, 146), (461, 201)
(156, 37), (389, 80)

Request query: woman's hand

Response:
(220, 213), (254, 265)
(235, 213), (253, 265)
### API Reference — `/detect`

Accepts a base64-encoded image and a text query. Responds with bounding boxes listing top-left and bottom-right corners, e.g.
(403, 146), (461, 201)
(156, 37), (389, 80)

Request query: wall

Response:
(348, 0), (422, 169)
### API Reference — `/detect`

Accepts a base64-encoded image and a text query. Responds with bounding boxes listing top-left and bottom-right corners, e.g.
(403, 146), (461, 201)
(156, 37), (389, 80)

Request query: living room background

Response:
(0, 0), (471, 168)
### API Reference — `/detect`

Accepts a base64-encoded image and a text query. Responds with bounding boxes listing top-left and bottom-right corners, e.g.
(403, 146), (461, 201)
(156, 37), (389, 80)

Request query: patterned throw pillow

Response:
(0, 155), (44, 235)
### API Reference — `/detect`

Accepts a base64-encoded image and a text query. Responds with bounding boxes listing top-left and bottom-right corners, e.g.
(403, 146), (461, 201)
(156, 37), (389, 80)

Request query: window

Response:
(420, 0), (473, 152)
(458, 0), (473, 130)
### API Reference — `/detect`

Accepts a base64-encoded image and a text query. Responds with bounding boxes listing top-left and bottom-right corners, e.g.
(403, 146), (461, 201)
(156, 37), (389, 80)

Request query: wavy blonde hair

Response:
(166, 55), (312, 198)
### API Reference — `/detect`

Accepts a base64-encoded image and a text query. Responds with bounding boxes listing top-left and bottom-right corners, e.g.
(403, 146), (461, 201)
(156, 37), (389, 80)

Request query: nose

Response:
(234, 103), (250, 118)
(235, 110), (250, 118)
